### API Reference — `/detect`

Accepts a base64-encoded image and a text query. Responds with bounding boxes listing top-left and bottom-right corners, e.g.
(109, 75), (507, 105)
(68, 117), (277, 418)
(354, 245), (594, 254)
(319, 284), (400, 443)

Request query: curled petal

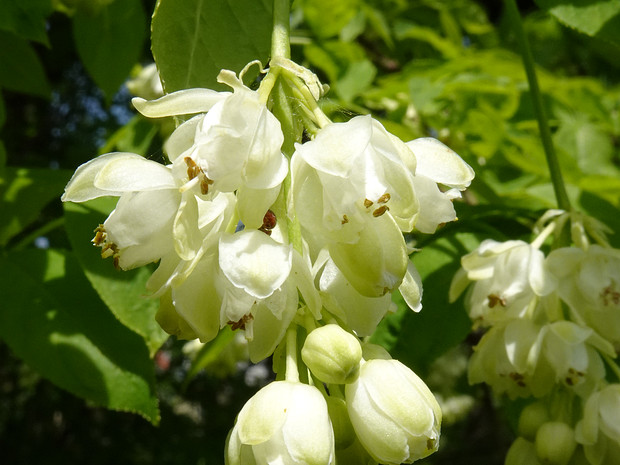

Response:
(406, 137), (474, 189)
(132, 88), (229, 118)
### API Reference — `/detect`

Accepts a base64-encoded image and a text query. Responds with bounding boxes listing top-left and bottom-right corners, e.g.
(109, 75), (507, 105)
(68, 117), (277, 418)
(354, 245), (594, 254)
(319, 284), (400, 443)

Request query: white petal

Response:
(412, 174), (456, 234)
(62, 152), (146, 202)
(219, 231), (292, 299)
(94, 156), (176, 192)
(406, 137), (474, 189)
(173, 191), (202, 261)
(164, 114), (203, 162)
(132, 88), (229, 118)
(399, 261), (423, 312)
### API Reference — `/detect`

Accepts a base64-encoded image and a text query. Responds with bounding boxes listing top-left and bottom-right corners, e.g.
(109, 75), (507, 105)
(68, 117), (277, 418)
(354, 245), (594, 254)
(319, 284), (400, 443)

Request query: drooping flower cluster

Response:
(63, 59), (474, 464)
(451, 212), (620, 465)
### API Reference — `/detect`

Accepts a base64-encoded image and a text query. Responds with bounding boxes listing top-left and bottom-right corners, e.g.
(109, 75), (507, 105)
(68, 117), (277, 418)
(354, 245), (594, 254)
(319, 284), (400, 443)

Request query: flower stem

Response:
(503, 0), (571, 212)
(271, 0), (291, 60)
(285, 325), (300, 382)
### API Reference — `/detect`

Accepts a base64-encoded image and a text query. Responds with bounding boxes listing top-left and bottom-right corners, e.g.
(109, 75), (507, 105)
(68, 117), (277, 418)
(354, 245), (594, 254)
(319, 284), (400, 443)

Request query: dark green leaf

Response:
(151, 0), (273, 93)
(0, 0), (52, 45)
(535, 0), (620, 47)
(64, 198), (169, 356)
(0, 31), (50, 98)
(300, 0), (360, 39)
(73, 0), (147, 100)
(0, 167), (71, 246)
(0, 248), (160, 424)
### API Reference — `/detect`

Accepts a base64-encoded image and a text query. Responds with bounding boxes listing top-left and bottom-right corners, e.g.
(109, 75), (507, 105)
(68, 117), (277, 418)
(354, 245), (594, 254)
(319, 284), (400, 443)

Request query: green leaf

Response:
(0, 167), (71, 246)
(0, 248), (160, 424)
(98, 115), (159, 156)
(0, 31), (51, 98)
(300, 0), (360, 39)
(64, 198), (169, 356)
(73, 0), (147, 100)
(0, 0), (52, 45)
(373, 233), (481, 376)
(151, 0), (273, 93)
(535, 0), (620, 47)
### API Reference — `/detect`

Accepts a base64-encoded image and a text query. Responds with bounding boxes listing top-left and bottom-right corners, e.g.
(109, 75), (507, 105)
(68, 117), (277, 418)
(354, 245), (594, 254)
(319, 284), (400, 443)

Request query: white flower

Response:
(345, 358), (442, 464)
(61, 152), (181, 269)
(546, 245), (620, 347)
(406, 137), (474, 234)
(450, 239), (554, 327)
(226, 381), (335, 465)
(575, 384), (620, 465)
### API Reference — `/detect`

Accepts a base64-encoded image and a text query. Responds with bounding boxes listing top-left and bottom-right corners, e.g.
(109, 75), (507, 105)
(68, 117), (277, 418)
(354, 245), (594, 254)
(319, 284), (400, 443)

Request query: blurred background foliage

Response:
(0, 0), (619, 463)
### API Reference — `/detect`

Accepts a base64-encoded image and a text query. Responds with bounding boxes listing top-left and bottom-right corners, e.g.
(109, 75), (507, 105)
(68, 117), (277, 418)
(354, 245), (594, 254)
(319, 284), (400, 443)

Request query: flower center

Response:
(363, 192), (391, 218)
(185, 157), (213, 195)
(92, 224), (120, 269)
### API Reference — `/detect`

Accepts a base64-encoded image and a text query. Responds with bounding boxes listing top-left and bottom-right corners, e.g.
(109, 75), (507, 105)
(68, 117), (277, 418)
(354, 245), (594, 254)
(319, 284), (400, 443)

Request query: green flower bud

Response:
(505, 437), (542, 465)
(535, 421), (576, 465)
(518, 402), (550, 440)
(302, 325), (362, 384)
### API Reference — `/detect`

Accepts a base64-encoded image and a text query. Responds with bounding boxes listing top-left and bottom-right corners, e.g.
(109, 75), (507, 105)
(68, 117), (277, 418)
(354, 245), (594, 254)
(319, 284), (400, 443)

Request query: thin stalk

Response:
(504, 0), (571, 212)
(285, 325), (300, 382)
(271, 0), (291, 60)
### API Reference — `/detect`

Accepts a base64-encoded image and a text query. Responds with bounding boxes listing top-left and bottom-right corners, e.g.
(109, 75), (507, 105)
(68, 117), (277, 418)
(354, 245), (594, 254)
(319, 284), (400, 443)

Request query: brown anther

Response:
(184, 157), (201, 180)
(372, 205), (389, 217)
(509, 372), (526, 387)
(364, 199), (373, 208)
(487, 294), (507, 308)
(341, 215), (349, 225)
(228, 313), (254, 331)
(199, 177), (213, 195)
(601, 285), (620, 306)
(378, 193), (391, 204)
(426, 438), (435, 451)
(92, 224), (106, 246)
(113, 255), (120, 270)
(259, 210), (277, 235)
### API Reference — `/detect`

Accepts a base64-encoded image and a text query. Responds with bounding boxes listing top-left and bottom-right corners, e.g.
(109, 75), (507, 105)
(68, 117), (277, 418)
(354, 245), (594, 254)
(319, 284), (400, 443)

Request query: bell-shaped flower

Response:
(345, 358), (442, 464)
(535, 421), (577, 465)
(468, 319), (556, 398)
(546, 245), (620, 347)
(450, 239), (554, 327)
(575, 384), (620, 465)
(405, 137), (474, 234)
(291, 115), (419, 245)
(226, 381), (335, 465)
(61, 152), (181, 269)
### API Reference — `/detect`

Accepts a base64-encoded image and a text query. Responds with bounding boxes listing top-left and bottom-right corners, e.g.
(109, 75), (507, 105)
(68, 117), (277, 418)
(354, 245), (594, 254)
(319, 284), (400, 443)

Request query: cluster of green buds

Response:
(62, 57), (475, 464)
(451, 210), (620, 465)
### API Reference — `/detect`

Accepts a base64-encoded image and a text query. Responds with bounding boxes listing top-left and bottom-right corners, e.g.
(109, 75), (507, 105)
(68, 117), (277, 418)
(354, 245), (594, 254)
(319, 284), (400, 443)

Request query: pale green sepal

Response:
(132, 88), (229, 117)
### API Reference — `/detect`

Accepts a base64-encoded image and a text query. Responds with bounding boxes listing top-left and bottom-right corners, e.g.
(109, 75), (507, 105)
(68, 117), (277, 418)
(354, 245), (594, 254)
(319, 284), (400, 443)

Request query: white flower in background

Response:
(226, 381), (335, 465)
(126, 63), (164, 100)
(406, 137), (474, 234)
(468, 319), (555, 398)
(575, 384), (620, 465)
(546, 245), (620, 348)
(345, 358), (442, 464)
(450, 239), (554, 327)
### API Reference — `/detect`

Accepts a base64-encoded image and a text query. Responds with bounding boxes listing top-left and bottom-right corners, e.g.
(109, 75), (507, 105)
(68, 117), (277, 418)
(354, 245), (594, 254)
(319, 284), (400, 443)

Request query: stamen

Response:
(364, 199), (373, 208)
(341, 214), (349, 225)
(259, 210), (277, 235)
(228, 313), (254, 331)
(487, 294), (507, 308)
(373, 205), (389, 217)
(378, 193), (391, 203)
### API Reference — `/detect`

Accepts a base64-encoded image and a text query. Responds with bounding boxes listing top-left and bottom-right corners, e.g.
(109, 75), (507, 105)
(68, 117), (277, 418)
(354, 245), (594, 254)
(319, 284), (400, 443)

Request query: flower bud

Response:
(226, 381), (335, 465)
(301, 325), (362, 385)
(345, 359), (441, 464)
(505, 437), (542, 465)
(518, 402), (550, 440)
(535, 421), (576, 465)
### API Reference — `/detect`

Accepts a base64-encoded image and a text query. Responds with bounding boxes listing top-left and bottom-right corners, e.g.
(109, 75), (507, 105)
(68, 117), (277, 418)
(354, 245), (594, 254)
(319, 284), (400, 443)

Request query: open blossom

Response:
(450, 239), (554, 327)
(226, 381), (335, 465)
(546, 245), (620, 348)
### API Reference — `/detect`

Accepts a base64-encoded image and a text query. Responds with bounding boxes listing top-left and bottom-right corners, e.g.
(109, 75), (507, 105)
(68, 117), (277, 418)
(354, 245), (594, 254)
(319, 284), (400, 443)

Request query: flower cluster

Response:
(451, 212), (620, 465)
(63, 59), (474, 464)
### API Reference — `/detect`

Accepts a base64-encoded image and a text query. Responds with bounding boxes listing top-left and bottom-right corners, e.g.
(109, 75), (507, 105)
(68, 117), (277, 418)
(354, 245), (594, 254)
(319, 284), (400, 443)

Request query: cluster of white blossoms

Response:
(63, 59), (475, 464)
(450, 211), (620, 465)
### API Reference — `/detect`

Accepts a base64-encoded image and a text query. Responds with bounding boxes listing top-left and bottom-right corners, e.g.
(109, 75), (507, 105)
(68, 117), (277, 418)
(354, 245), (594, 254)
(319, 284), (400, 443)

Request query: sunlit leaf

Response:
(64, 198), (169, 356)
(535, 0), (620, 47)
(0, 167), (71, 246)
(0, 248), (160, 424)
(151, 0), (272, 93)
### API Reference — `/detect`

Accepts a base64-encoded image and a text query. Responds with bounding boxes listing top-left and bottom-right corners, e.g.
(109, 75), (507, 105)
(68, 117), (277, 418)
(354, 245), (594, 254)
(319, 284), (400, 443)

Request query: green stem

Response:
(504, 0), (571, 212)
(271, 0), (291, 60)
(285, 325), (300, 382)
